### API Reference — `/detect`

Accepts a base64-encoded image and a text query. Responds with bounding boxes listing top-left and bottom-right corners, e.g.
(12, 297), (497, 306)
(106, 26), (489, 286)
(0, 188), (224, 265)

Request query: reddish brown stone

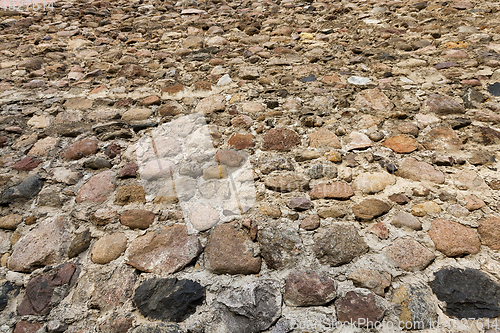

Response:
(120, 209), (155, 229)
(263, 128), (300, 151)
(478, 216), (500, 250)
(284, 272), (336, 306)
(127, 224), (202, 275)
(424, 94), (465, 115)
(158, 103), (182, 117)
(309, 182), (354, 200)
(118, 64), (148, 77)
(215, 149), (245, 167)
(193, 80), (212, 91)
(161, 83), (184, 94)
(14, 321), (44, 333)
(205, 223), (261, 274)
(335, 291), (384, 327)
(428, 219), (480, 257)
(228, 133), (255, 149)
(13, 157), (41, 171)
(384, 238), (435, 271)
(18, 262), (77, 316)
(61, 138), (99, 160)
(115, 98), (133, 107)
(300, 215), (320, 230)
(76, 171), (115, 203)
(382, 135), (418, 153)
(389, 193), (410, 205)
(369, 222), (389, 239)
(99, 316), (134, 333)
(140, 95), (161, 106)
(118, 162), (138, 178)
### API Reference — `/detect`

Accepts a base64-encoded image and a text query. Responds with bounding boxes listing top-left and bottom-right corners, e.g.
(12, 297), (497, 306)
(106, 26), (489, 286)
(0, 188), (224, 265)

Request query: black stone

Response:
(429, 267), (500, 319)
(0, 174), (44, 205)
(68, 229), (92, 259)
(448, 117), (472, 130)
(301, 75), (316, 83)
(134, 278), (204, 322)
(267, 101), (279, 109)
(488, 82), (500, 96)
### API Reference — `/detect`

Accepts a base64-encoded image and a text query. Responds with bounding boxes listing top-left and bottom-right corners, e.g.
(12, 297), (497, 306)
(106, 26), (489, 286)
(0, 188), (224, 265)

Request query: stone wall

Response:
(1, 0), (500, 332)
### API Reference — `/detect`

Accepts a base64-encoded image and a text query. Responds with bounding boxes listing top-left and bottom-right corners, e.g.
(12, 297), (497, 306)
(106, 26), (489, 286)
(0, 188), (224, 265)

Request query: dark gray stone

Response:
(313, 224), (368, 267)
(0, 281), (20, 312)
(68, 229), (92, 259)
(134, 278), (204, 322)
(258, 227), (302, 270)
(0, 175), (44, 204)
(488, 82), (500, 96)
(259, 156), (294, 174)
(212, 280), (281, 333)
(429, 267), (500, 319)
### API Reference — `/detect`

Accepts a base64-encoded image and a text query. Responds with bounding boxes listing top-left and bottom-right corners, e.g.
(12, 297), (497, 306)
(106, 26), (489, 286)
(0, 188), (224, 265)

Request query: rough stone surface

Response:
(284, 272), (336, 306)
(205, 223), (261, 274)
(313, 224), (368, 267)
(263, 128), (301, 151)
(396, 158), (445, 184)
(349, 269), (391, 296)
(384, 238), (435, 271)
(114, 185), (146, 205)
(428, 219), (480, 257)
(0, 175), (44, 205)
(265, 173), (309, 193)
(478, 215), (500, 250)
(127, 224), (202, 275)
(392, 211), (422, 230)
(352, 199), (391, 221)
(8, 216), (70, 273)
(212, 280), (281, 333)
(309, 182), (354, 200)
(430, 267), (500, 319)
(76, 171), (115, 203)
(120, 209), (155, 229)
(18, 263), (76, 315)
(61, 138), (99, 160)
(258, 227), (302, 269)
(382, 135), (418, 153)
(335, 291), (384, 328)
(392, 283), (438, 330)
(0, 214), (23, 230)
